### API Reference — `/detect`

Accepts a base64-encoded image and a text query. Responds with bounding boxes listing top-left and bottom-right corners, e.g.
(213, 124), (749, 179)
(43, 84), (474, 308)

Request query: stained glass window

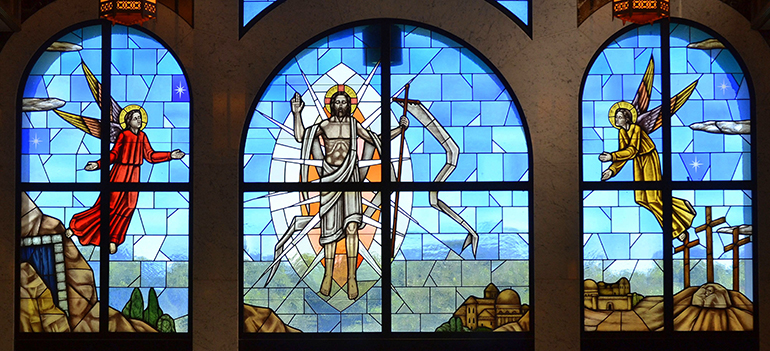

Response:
(240, 1), (531, 37)
(580, 20), (754, 336)
(241, 0), (281, 29)
(242, 22), (531, 337)
(18, 22), (191, 336)
(490, 0), (531, 28)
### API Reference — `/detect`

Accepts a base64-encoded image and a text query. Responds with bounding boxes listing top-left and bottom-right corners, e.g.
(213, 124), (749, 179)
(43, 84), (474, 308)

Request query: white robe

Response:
(301, 117), (381, 245)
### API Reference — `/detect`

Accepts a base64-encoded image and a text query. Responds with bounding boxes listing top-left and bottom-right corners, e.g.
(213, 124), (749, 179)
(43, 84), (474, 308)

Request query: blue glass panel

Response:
(393, 191), (529, 332)
(243, 191), (382, 333)
(582, 25), (663, 183)
(496, 1), (529, 25)
(669, 23), (751, 181)
(112, 26), (190, 183)
(21, 26), (102, 183)
(243, 0), (276, 25)
(583, 190), (664, 330)
(672, 190), (753, 303)
(244, 25), (381, 184)
(390, 25), (528, 183)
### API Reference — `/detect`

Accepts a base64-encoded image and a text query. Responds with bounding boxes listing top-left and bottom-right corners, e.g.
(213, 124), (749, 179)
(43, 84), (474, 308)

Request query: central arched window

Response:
(241, 20), (532, 344)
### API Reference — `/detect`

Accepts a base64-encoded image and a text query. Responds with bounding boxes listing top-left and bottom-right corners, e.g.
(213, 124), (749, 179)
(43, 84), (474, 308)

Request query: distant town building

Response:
(453, 283), (528, 330)
(584, 278), (634, 311)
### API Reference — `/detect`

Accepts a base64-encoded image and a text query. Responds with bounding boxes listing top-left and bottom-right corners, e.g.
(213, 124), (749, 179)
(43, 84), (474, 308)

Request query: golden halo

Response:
(608, 101), (637, 129)
(119, 105), (148, 131)
(324, 84), (358, 115)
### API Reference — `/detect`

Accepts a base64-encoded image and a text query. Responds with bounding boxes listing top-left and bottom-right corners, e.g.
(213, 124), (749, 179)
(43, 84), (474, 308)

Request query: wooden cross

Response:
(674, 231), (700, 288)
(723, 227), (751, 291)
(694, 206), (726, 283)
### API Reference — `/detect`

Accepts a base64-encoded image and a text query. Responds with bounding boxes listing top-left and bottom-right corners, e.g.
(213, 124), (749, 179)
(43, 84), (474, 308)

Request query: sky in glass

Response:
(20, 24), (190, 332)
(243, 23), (530, 333)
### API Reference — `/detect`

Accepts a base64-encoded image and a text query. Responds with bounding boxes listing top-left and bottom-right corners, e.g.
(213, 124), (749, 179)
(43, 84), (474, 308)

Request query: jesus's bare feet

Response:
(320, 258), (334, 296)
(347, 257), (358, 300)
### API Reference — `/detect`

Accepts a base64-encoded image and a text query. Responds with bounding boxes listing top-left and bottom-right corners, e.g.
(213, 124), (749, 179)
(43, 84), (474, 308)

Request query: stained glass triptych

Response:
(19, 23), (190, 333)
(581, 22), (753, 332)
(242, 23), (530, 333)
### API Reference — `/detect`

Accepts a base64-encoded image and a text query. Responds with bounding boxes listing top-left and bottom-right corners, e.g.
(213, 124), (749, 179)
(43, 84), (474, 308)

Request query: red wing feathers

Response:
(631, 56), (655, 114)
(636, 80), (699, 135)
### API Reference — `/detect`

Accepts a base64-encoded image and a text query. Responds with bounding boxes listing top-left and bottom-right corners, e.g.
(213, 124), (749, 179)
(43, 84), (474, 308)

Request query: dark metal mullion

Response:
(579, 180), (664, 191)
(749, 40), (759, 330)
(660, 20), (674, 334)
(380, 21), (392, 336)
(99, 21), (112, 334)
(241, 181), (532, 193)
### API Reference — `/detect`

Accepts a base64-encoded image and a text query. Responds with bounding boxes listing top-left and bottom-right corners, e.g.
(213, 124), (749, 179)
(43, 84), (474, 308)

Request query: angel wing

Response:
(631, 56), (655, 114)
(636, 80), (699, 135)
(52, 61), (123, 142)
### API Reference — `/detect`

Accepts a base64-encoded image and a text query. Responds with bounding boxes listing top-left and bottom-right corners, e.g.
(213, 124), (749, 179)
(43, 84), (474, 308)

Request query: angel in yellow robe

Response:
(599, 56), (697, 241)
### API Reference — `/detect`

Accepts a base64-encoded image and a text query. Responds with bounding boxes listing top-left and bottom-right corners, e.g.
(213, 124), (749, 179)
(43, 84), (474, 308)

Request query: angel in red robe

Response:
(55, 62), (186, 254)
(64, 106), (185, 253)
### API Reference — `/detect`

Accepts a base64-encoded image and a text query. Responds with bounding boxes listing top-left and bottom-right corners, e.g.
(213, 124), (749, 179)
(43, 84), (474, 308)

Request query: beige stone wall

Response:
(0, 0), (767, 350)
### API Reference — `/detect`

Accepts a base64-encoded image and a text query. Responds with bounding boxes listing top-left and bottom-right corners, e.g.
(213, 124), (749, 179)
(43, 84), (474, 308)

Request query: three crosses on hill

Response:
(674, 206), (750, 291)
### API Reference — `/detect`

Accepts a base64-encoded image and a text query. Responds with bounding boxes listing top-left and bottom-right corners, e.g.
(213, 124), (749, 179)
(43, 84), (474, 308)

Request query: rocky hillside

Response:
(19, 193), (155, 332)
(585, 283), (753, 331)
(243, 304), (301, 333)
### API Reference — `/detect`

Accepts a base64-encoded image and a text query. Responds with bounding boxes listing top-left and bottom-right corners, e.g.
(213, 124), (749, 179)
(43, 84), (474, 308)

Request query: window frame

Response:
(15, 19), (194, 349)
(578, 17), (758, 350)
(239, 18), (534, 349)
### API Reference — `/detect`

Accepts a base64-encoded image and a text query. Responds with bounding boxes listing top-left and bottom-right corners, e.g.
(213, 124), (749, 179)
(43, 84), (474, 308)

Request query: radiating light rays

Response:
(244, 24), (536, 332)
(298, 61), (327, 119)
(260, 190), (387, 284)
(360, 106), (381, 129)
(356, 61), (380, 106)
(257, 110), (294, 136)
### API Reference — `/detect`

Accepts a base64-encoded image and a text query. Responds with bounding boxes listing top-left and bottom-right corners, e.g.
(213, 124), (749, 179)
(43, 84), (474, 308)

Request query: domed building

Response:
(495, 289), (524, 326)
(453, 283), (528, 330)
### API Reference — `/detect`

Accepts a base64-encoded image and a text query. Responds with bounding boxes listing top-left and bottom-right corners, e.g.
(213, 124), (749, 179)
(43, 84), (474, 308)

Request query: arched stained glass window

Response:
(580, 19), (754, 344)
(241, 21), (532, 339)
(240, 1), (531, 37)
(489, 0), (531, 29)
(18, 21), (191, 342)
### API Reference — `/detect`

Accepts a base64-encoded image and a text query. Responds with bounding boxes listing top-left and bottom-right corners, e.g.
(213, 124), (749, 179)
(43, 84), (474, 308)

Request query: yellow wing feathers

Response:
(52, 109), (100, 138)
(81, 61), (102, 105)
(642, 57), (654, 97)
(671, 80), (698, 115)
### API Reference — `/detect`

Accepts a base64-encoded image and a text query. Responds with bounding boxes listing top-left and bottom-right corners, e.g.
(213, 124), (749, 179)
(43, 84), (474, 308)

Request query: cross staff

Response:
(694, 206), (726, 283)
(674, 231), (700, 288)
(723, 227), (751, 291)
(391, 84), (420, 258)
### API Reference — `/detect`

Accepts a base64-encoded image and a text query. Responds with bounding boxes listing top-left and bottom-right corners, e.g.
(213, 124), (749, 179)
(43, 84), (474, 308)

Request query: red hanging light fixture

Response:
(100, 0), (157, 26)
(612, 0), (669, 25)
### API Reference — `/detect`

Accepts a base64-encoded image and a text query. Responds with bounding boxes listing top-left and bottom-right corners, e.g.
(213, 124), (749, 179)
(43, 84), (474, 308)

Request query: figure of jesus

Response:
(65, 106), (185, 254)
(291, 87), (408, 299)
